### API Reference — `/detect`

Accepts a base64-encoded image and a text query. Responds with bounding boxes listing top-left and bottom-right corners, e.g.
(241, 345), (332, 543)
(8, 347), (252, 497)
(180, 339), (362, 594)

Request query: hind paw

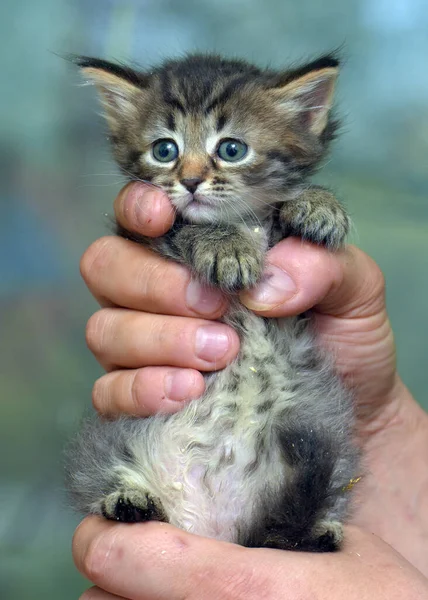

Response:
(312, 519), (344, 551)
(101, 489), (166, 523)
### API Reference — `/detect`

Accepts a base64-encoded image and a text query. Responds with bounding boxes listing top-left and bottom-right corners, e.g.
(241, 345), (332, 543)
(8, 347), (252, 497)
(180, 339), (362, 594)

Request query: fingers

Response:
(114, 182), (175, 238)
(72, 518), (275, 600)
(240, 238), (385, 319)
(92, 367), (205, 417)
(86, 308), (240, 372)
(83, 181), (227, 318)
(80, 236), (227, 318)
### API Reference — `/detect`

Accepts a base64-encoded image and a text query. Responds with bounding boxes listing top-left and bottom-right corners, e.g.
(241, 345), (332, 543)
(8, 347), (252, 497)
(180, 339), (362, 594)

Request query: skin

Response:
(74, 182), (428, 598)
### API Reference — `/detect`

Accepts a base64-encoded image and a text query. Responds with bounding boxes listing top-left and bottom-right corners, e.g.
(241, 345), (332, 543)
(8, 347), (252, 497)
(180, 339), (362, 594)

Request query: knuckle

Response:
(82, 532), (115, 583)
(156, 317), (183, 350)
(299, 243), (334, 279)
(91, 376), (107, 413)
(85, 309), (114, 356)
(352, 247), (386, 306)
(366, 255), (386, 296)
(131, 368), (149, 411)
(364, 262), (386, 313)
(80, 237), (117, 285)
(135, 254), (168, 298)
(79, 589), (98, 600)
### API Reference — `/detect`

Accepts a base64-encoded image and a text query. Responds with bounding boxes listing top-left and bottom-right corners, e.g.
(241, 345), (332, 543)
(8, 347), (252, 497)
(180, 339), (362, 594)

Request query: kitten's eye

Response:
(217, 139), (248, 162)
(152, 139), (179, 162)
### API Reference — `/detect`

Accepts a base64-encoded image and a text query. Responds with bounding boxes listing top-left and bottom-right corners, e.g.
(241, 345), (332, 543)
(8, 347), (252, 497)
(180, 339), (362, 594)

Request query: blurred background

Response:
(1, 0), (427, 597)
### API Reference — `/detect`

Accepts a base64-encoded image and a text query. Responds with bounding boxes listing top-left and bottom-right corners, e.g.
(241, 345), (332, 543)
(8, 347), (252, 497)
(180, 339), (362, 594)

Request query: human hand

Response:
(82, 181), (396, 429)
(80, 182), (428, 572)
(73, 519), (428, 600)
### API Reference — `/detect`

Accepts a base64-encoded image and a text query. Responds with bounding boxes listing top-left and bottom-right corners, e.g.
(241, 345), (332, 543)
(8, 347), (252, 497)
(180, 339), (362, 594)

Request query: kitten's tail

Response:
(242, 425), (351, 552)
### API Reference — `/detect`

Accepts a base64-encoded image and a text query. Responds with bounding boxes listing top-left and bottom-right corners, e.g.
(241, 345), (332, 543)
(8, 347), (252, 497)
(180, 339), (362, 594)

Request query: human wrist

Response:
(353, 376), (428, 575)
(355, 372), (417, 434)
(360, 375), (428, 448)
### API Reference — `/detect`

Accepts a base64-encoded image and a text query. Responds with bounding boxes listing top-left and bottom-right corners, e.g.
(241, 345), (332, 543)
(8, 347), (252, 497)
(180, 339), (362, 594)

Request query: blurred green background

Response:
(1, 0), (427, 598)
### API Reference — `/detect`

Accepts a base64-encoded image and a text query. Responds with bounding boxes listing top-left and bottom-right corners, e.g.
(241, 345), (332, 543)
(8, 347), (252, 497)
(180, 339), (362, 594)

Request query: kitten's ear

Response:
(270, 56), (339, 136)
(76, 57), (149, 131)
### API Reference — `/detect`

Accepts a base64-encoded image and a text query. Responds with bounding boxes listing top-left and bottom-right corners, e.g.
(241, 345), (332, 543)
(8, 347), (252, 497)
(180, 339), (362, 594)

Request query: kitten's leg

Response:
(102, 487), (167, 523)
(254, 520), (343, 552)
(241, 425), (350, 552)
(66, 417), (168, 524)
(279, 186), (350, 249)
(151, 223), (267, 292)
(311, 519), (344, 549)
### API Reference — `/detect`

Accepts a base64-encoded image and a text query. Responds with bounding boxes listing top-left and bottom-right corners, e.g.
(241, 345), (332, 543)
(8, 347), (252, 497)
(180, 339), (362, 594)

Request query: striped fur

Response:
(66, 53), (358, 552)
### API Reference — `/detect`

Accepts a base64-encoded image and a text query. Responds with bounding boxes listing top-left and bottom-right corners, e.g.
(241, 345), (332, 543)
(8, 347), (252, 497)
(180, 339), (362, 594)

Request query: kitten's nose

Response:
(181, 177), (203, 194)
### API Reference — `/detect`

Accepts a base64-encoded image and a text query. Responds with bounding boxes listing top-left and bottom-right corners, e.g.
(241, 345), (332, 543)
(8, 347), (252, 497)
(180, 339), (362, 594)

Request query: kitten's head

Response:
(77, 53), (339, 224)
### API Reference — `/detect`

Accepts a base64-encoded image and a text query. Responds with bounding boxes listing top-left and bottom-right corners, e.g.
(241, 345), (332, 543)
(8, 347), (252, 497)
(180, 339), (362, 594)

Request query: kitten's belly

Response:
(127, 311), (301, 540)
(137, 347), (290, 539)
(175, 453), (258, 540)
(158, 413), (285, 542)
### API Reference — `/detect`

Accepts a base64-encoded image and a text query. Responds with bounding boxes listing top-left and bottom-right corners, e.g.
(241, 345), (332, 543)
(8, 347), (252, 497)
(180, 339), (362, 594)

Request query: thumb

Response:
(114, 182), (175, 238)
(73, 517), (271, 600)
(240, 238), (385, 319)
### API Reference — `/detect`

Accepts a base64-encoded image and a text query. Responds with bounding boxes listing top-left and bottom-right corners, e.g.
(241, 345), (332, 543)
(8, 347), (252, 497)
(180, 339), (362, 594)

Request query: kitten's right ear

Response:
(74, 56), (149, 131)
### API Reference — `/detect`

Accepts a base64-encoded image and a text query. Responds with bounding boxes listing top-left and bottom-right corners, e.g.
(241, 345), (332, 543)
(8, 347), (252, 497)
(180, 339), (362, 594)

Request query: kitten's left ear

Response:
(270, 56), (339, 136)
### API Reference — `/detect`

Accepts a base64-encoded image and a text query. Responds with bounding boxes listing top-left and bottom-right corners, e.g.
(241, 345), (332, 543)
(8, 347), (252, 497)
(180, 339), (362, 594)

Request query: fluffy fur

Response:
(66, 53), (359, 552)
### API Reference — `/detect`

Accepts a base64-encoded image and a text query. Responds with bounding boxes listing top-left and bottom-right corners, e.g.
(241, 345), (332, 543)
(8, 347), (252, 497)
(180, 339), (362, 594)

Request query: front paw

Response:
(280, 192), (350, 249)
(192, 235), (264, 292)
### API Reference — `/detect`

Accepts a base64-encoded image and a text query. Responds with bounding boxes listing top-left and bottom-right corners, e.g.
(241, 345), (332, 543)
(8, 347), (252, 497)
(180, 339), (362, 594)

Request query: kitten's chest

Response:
(215, 303), (298, 416)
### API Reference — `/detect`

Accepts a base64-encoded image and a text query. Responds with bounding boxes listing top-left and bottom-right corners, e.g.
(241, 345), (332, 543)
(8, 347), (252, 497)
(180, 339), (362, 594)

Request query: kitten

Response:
(66, 53), (359, 552)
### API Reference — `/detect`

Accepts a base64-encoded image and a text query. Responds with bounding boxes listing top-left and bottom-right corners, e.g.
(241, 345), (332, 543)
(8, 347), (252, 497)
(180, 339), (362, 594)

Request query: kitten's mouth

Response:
(188, 193), (214, 207)
(180, 193), (219, 223)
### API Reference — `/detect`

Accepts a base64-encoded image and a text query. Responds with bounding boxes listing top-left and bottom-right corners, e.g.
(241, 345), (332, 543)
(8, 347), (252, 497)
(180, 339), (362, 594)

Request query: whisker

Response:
(222, 196), (261, 237)
(78, 173), (129, 179)
(119, 167), (163, 191)
(247, 192), (280, 211)
(231, 195), (264, 228)
(76, 181), (129, 189)
(301, 104), (331, 111)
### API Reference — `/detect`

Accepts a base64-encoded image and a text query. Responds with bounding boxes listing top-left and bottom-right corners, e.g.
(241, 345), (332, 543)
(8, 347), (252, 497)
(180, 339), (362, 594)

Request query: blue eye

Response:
(217, 139), (248, 162)
(152, 139), (179, 162)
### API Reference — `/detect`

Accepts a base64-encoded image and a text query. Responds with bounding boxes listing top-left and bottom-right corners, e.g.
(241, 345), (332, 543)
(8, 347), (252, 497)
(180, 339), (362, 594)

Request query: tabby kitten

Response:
(66, 53), (359, 552)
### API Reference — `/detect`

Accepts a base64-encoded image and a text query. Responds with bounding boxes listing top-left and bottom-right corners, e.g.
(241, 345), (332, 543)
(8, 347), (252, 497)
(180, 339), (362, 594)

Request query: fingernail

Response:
(195, 325), (231, 362)
(164, 370), (198, 402)
(186, 279), (224, 315)
(240, 265), (297, 310)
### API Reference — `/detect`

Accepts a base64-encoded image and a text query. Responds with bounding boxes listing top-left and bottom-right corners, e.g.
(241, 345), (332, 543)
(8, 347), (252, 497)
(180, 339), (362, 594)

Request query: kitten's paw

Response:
(312, 519), (344, 551)
(101, 488), (166, 523)
(280, 192), (350, 249)
(192, 236), (264, 292)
